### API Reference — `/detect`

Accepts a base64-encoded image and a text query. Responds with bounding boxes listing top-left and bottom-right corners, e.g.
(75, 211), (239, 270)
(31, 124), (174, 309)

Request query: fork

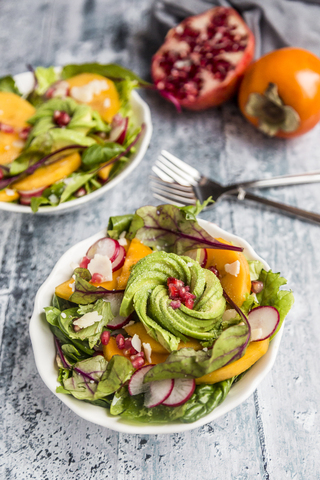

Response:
(151, 150), (320, 224)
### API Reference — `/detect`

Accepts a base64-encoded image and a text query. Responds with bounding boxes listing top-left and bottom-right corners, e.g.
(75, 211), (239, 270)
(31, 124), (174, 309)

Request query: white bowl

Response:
(30, 219), (283, 434)
(0, 71), (152, 214)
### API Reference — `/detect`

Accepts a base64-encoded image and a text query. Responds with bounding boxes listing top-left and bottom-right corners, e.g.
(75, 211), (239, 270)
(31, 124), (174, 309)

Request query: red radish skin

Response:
(86, 237), (120, 261)
(116, 117), (129, 145)
(18, 186), (48, 205)
(151, 7), (255, 110)
(248, 306), (280, 341)
(144, 378), (174, 408)
(185, 248), (207, 268)
(162, 378), (196, 406)
(107, 314), (131, 330)
(128, 365), (155, 395)
(112, 245), (126, 272)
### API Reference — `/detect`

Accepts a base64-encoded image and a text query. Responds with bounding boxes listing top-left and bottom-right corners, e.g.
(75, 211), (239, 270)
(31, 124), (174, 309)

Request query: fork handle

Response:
(229, 170), (320, 190)
(232, 191), (320, 224)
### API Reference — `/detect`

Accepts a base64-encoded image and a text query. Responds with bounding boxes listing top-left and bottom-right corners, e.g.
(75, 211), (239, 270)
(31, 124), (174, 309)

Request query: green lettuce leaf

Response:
(248, 260), (265, 281)
(257, 269), (294, 339)
(95, 356), (134, 399)
(34, 66), (58, 95)
(0, 75), (21, 94)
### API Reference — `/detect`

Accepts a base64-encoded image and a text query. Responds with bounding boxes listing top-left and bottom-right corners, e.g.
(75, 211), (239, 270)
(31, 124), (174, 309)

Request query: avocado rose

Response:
(120, 251), (226, 351)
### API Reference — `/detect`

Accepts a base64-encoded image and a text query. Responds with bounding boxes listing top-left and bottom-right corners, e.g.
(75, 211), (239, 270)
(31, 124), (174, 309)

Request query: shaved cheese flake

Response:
(131, 334), (141, 353)
(142, 343), (152, 363)
(88, 254), (112, 281)
(225, 260), (240, 277)
(73, 311), (102, 329)
(5, 189), (16, 196)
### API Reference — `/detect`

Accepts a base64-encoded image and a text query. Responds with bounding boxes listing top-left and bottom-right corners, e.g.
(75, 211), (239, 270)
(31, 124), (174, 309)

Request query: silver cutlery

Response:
(151, 150), (320, 224)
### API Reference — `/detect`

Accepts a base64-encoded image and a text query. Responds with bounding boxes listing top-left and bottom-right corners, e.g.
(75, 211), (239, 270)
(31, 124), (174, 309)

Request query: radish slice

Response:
(248, 306), (280, 341)
(116, 117), (128, 145)
(144, 378), (174, 408)
(108, 114), (127, 143)
(162, 378), (196, 407)
(185, 248), (207, 268)
(19, 186), (48, 205)
(103, 292), (131, 329)
(86, 237), (120, 261)
(128, 365), (155, 396)
(112, 245), (126, 272)
(107, 315), (131, 330)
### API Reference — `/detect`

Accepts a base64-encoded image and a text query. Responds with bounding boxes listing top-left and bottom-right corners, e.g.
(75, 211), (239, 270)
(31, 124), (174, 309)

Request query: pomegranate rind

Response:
(248, 306), (280, 341)
(151, 7), (255, 110)
(162, 378), (196, 407)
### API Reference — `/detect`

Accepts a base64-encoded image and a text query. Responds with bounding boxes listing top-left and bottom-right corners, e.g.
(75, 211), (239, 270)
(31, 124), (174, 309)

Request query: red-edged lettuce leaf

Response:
(127, 204), (243, 254)
(69, 268), (123, 304)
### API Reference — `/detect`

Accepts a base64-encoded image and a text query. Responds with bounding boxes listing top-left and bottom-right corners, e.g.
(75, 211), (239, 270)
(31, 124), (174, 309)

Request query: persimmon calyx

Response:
(245, 82), (300, 136)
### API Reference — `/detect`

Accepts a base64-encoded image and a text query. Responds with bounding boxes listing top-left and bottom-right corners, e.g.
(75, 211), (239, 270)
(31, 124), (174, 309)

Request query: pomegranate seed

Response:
(53, 110), (71, 127)
(131, 356), (145, 369)
(93, 351), (104, 357)
(0, 122), (14, 133)
(19, 126), (31, 140)
(209, 266), (220, 278)
(170, 299), (181, 309)
(100, 331), (110, 345)
(167, 277), (184, 288)
(168, 283), (180, 299)
(130, 351), (144, 361)
(91, 273), (104, 283)
(124, 338), (132, 349)
(251, 281), (264, 294)
(74, 187), (86, 198)
(124, 347), (137, 356)
(116, 334), (125, 350)
(79, 256), (90, 269)
(0, 169), (3, 181)
(184, 297), (195, 309)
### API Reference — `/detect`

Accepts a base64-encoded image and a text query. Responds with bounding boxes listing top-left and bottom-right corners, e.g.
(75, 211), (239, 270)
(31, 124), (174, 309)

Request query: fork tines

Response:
(150, 176), (196, 207)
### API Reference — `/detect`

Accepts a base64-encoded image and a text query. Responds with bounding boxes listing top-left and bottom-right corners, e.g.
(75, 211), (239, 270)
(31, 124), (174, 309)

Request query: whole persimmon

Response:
(238, 48), (320, 138)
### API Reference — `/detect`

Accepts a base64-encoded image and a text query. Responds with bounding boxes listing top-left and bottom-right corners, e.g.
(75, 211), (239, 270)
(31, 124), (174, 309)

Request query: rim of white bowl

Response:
(29, 219), (284, 434)
(0, 71), (152, 215)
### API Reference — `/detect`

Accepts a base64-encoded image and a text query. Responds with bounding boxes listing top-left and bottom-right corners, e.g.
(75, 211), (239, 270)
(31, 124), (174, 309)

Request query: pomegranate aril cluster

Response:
(115, 334), (145, 368)
(167, 277), (196, 310)
(156, 10), (248, 101)
(53, 110), (71, 127)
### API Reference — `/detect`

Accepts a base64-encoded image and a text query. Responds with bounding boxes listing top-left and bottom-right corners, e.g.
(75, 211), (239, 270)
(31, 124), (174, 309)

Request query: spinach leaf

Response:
(144, 324), (249, 382)
(81, 143), (125, 169)
(257, 269), (294, 339)
(61, 63), (150, 87)
(52, 293), (76, 311)
(59, 171), (96, 203)
(110, 387), (129, 416)
(181, 380), (233, 423)
(127, 204), (243, 254)
(61, 344), (88, 364)
(95, 356), (134, 399)
(0, 75), (21, 94)
(107, 214), (134, 239)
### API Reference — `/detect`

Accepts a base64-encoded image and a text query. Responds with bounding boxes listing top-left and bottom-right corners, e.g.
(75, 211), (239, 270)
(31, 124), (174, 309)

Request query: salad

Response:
(0, 64), (149, 211)
(45, 202), (294, 424)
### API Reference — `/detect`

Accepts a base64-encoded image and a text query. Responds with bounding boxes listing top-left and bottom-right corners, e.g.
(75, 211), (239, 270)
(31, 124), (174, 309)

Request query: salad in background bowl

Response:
(30, 202), (294, 433)
(0, 64), (152, 214)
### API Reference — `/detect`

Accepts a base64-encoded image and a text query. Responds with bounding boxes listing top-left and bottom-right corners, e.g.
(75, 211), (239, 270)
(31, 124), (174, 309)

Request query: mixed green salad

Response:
(44, 202), (294, 424)
(0, 63), (149, 211)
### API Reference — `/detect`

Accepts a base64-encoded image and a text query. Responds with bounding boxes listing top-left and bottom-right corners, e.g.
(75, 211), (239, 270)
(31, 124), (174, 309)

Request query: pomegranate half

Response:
(151, 7), (255, 110)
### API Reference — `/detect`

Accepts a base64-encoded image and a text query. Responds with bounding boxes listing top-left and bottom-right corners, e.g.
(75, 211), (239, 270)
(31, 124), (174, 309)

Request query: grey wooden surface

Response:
(0, 1), (319, 479)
